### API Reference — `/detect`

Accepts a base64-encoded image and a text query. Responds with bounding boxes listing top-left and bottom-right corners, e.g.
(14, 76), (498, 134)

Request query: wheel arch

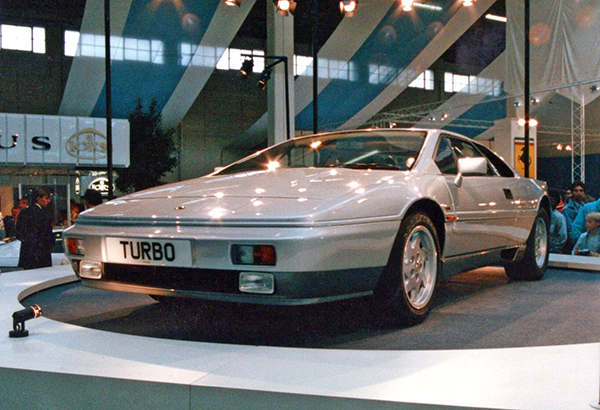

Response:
(404, 199), (446, 253)
(539, 194), (551, 219)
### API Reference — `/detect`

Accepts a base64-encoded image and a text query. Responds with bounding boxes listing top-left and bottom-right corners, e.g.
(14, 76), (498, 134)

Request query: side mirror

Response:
(454, 157), (488, 187)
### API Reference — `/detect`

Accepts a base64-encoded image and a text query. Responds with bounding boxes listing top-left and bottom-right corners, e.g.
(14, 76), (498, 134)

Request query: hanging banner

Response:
(0, 112), (129, 168)
(511, 118), (537, 178)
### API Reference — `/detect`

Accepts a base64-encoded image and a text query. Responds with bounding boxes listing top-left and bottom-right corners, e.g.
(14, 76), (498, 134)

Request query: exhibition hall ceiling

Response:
(2, 0), (600, 160)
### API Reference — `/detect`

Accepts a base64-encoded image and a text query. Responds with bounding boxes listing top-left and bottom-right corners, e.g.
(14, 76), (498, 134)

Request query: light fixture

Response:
(339, 0), (358, 17)
(257, 68), (272, 89)
(401, 0), (414, 11)
(513, 100), (521, 107)
(485, 14), (507, 22)
(239, 58), (254, 78)
(556, 144), (563, 151)
(565, 145), (572, 151)
(517, 118), (538, 127)
(223, 0), (242, 6)
(591, 85), (599, 93)
(9, 305), (42, 338)
(463, 0), (475, 6)
(274, 0), (296, 16)
(531, 97), (540, 104)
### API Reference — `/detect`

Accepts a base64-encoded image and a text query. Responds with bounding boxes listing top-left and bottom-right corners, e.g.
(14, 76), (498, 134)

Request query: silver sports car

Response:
(64, 129), (549, 324)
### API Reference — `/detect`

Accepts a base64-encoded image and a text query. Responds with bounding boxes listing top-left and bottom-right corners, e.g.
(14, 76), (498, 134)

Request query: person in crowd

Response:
(18, 197), (29, 209)
(556, 192), (565, 212)
(563, 188), (572, 203)
(70, 202), (85, 225)
(569, 196), (600, 246)
(56, 209), (68, 227)
(572, 212), (600, 256)
(0, 211), (5, 239)
(563, 182), (590, 252)
(82, 189), (103, 209)
(3, 206), (20, 239)
(563, 182), (587, 221)
(548, 189), (567, 253)
(16, 187), (55, 269)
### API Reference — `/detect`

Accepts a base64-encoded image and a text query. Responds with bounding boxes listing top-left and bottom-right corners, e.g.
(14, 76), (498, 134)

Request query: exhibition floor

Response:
(1, 257), (599, 409)
(21, 266), (600, 350)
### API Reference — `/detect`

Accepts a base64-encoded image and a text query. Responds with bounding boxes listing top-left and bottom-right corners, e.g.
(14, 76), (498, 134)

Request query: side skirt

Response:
(440, 245), (524, 281)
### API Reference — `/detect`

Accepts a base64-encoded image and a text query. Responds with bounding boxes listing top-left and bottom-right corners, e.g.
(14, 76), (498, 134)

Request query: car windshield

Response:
(217, 130), (427, 175)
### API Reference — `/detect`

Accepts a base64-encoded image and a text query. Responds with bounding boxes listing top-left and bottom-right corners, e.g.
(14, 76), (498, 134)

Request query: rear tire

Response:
(505, 208), (549, 281)
(373, 212), (440, 325)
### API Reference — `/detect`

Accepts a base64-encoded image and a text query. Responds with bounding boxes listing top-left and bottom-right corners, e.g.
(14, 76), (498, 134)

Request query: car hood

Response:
(77, 168), (412, 225)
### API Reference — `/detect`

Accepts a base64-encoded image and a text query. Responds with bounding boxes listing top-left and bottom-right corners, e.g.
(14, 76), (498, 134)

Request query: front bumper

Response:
(77, 264), (384, 305)
(65, 219), (398, 305)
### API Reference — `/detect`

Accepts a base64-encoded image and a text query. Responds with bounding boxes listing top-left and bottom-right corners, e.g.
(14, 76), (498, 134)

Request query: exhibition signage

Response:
(0, 112), (130, 168)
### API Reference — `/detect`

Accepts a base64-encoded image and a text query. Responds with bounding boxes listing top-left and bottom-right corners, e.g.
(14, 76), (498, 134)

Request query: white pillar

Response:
(266, 2), (295, 146)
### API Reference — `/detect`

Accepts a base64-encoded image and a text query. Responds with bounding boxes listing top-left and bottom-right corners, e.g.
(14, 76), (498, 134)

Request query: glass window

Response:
(477, 144), (515, 177)
(1, 24), (45, 53)
(64, 30), (80, 56)
(434, 137), (458, 175)
(217, 131), (426, 175)
(409, 70), (434, 90)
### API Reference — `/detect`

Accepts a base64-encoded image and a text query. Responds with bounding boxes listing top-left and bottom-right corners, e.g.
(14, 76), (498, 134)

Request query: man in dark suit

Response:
(16, 187), (55, 269)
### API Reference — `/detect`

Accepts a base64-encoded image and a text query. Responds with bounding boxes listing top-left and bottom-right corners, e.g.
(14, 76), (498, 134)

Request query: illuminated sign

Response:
(89, 177), (113, 195)
(0, 112), (129, 167)
(75, 177), (81, 195)
(66, 128), (107, 160)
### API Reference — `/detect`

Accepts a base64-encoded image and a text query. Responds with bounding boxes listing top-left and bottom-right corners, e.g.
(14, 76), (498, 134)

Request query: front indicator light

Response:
(239, 272), (275, 294)
(231, 245), (276, 265)
(79, 261), (103, 280)
(66, 237), (84, 255)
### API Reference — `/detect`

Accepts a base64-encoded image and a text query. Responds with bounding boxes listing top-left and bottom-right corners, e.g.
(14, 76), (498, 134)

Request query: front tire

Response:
(505, 207), (549, 281)
(373, 212), (441, 325)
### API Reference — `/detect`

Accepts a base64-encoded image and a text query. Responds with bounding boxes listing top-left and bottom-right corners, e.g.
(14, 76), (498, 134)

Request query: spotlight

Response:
(513, 100), (521, 107)
(9, 305), (42, 338)
(401, 0), (414, 11)
(531, 97), (540, 104)
(339, 0), (358, 17)
(240, 58), (254, 78)
(565, 145), (572, 151)
(591, 85), (599, 93)
(223, 0), (242, 6)
(274, 0), (296, 16)
(463, 0), (475, 6)
(258, 68), (273, 89)
(556, 144), (563, 151)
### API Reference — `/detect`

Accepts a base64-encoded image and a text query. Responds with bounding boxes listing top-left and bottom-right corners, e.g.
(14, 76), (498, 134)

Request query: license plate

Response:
(106, 237), (192, 267)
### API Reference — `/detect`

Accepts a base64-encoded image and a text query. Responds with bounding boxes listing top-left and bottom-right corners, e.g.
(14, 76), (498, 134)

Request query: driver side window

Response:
(435, 136), (496, 176)
(434, 137), (457, 175)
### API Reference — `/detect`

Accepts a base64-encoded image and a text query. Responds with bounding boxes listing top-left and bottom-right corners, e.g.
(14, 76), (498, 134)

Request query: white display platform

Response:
(1, 264), (599, 410)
